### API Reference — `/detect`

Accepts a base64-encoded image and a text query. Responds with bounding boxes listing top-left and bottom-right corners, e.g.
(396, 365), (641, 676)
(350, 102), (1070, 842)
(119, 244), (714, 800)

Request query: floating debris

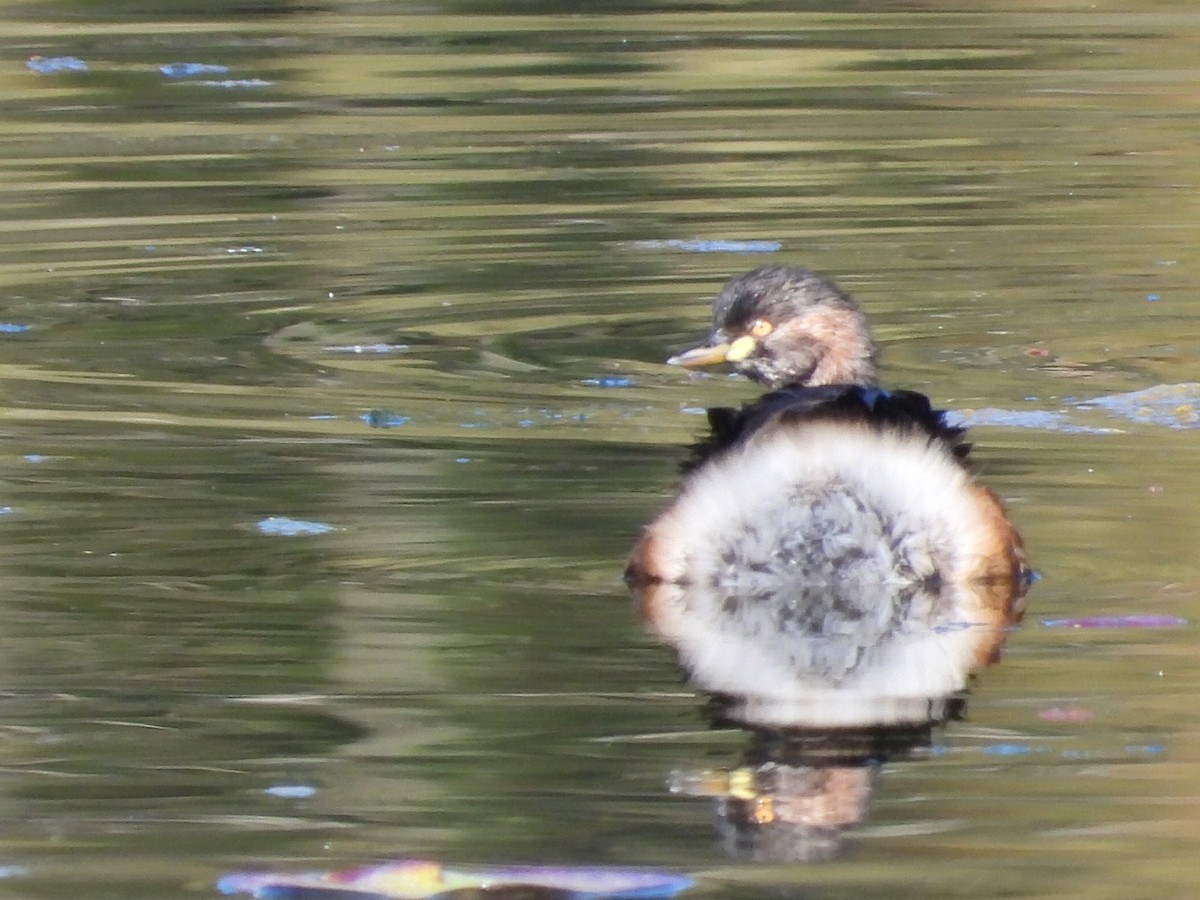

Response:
(26, 56), (88, 74)
(263, 784), (317, 799)
(0, 323), (31, 334)
(256, 517), (336, 537)
(191, 78), (273, 89)
(159, 62), (230, 78)
(1075, 383), (1200, 430)
(633, 239), (781, 254)
(218, 859), (693, 900)
(324, 343), (409, 354)
(1040, 614), (1187, 629)
(946, 408), (1121, 435)
(581, 376), (636, 388)
(982, 743), (1039, 757)
(1124, 744), (1166, 756)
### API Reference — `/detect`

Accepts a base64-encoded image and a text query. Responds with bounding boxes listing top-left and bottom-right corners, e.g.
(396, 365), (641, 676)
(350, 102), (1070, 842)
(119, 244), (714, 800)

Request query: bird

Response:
(625, 266), (1029, 724)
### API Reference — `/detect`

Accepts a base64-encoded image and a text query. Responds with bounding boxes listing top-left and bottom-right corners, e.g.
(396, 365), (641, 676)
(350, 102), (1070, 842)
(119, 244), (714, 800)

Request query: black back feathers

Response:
(682, 384), (969, 474)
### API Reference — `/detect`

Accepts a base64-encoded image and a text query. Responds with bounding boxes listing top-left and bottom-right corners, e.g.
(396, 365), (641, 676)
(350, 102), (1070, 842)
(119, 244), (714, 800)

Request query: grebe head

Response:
(667, 266), (878, 389)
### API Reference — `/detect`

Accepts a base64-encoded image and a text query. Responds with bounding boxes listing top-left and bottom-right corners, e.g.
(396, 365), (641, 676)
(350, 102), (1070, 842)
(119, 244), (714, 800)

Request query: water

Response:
(2, 2), (1199, 897)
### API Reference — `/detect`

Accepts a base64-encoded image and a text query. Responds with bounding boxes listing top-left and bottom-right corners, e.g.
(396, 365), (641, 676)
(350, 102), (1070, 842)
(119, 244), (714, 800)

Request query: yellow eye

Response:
(748, 319), (773, 338)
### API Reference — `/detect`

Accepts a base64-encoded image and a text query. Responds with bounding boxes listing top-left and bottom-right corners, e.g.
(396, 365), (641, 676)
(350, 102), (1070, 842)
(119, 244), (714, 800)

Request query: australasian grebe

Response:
(626, 266), (1028, 708)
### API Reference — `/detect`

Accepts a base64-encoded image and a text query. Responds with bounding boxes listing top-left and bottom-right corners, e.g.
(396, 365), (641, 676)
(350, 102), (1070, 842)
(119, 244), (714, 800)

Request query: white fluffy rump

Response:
(644, 421), (1006, 724)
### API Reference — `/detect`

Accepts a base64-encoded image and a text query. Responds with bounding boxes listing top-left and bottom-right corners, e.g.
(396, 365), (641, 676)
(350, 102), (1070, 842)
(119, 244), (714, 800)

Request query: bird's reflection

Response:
(630, 568), (1027, 862)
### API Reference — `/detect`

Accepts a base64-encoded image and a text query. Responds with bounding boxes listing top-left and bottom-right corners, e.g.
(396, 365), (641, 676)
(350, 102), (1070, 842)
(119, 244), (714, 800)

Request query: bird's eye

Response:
(748, 319), (773, 338)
